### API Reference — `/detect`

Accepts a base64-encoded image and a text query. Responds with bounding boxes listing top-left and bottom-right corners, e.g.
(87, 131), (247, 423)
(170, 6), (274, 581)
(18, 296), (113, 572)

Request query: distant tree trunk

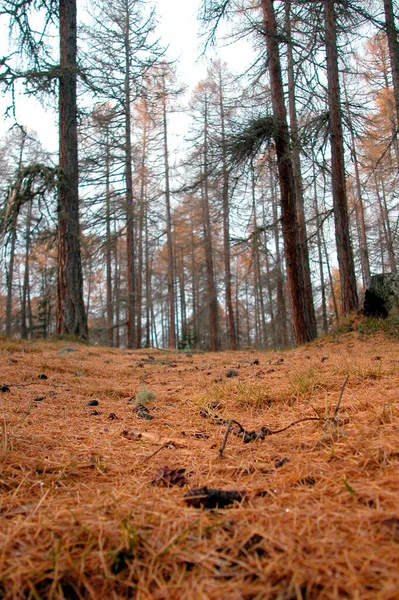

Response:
(5, 214), (17, 337)
(261, 0), (315, 345)
(124, 6), (135, 349)
(114, 223), (121, 348)
(285, 0), (317, 340)
(145, 213), (151, 348)
(57, 0), (88, 339)
(375, 174), (397, 272)
(190, 211), (199, 344)
(7, 133), (25, 337)
(21, 201), (33, 339)
(251, 166), (267, 347)
(324, 0), (358, 314)
(202, 94), (220, 351)
(344, 84), (371, 286)
(269, 156), (288, 347)
(105, 130), (114, 347)
(162, 72), (176, 348)
(383, 0), (399, 128)
(313, 170), (328, 332)
(218, 66), (237, 350)
(135, 115), (148, 349)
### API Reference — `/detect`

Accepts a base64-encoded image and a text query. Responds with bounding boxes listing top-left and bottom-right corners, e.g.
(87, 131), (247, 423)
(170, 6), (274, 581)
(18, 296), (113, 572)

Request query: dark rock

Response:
(226, 369), (239, 378)
(0, 384), (10, 393)
(34, 396), (46, 402)
(363, 273), (399, 317)
(88, 399), (99, 406)
(38, 373), (48, 380)
(184, 487), (247, 509)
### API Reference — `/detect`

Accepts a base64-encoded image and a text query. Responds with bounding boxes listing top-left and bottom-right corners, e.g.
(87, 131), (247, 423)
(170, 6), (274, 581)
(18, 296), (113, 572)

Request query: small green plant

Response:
(130, 387), (155, 405)
(288, 368), (323, 400)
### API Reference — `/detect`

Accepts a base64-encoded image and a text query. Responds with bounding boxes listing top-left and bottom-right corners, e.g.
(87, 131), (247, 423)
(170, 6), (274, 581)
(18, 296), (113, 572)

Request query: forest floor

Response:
(1, 324), (399, 599)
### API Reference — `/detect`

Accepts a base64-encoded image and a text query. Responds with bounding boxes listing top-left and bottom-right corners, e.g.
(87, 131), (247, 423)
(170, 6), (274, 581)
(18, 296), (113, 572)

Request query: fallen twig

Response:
(218, 420), (233, 458)
(333, 375), (349, 420)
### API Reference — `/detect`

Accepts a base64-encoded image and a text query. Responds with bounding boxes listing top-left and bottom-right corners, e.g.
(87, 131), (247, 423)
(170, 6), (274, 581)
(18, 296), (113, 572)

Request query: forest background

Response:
(0, 0), (398, 351)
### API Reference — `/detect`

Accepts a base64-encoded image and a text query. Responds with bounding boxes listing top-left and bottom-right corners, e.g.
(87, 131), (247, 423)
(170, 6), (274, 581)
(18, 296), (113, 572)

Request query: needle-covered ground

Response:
(1, 328), (399, 599)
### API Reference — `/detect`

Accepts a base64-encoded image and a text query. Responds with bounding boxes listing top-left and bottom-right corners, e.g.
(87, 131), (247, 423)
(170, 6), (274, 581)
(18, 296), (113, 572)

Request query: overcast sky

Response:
(0, 0), (253, 154)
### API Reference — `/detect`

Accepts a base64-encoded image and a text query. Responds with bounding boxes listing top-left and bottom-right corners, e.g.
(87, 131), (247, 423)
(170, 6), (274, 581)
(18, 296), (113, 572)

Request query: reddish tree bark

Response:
(324, 0), (358, 314)
(261, 0), (314, 345)
(57, 0), (88, 339)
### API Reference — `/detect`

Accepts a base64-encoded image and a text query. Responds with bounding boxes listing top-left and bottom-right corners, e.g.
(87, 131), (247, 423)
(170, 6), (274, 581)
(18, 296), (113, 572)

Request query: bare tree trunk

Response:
(124, 6), (135, 349)
(285, 0), (317, 339)
(375, 174), (397, 272)
(5, 216), (17, 337)
(21, 200), (33, 339)
(202, 94), (220, 351)
(105, 130), (113, 346)
(261, 0), (315, 345)
(218, 65), (237, 349)
(135, 118), (148, 349)
(269, 156), (288, 347)
(57, 0), (88, 339)
(313, 170), (328, 332)
(344, 83), (371, 286)
(145, 210), (151, 348)
(251, 166), (267, 347)
(324, 0), (358, 314)
(162, 72), (176, 348)
(383, 0), (399, 128)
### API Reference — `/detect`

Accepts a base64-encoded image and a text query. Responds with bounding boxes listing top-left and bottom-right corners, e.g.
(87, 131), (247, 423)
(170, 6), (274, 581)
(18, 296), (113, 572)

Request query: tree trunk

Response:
(313, 168), (329, 332)
(261, 0), (314, 345)
(344, 83), (371, 286)
(162, 72), (176, 348)
(269, 155), (288, 347)
(105, 129), (114, 346)
(124, 6), (135, 349)
(218, 66), (237, 350)
(57, 0), (88, 339)
(383, 0), (399, 128)
(251, 166), (267, 347)
(285, 0), (317, 339)
(21, 200), (33, 339)
(202, 94), (220, 351)
(324, 0), (358, 314)
(5, 215), (17, 337)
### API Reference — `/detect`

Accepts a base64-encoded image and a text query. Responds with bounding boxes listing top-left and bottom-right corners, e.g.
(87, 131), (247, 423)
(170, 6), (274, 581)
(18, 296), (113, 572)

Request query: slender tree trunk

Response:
(324, 0), (358, 314)
(218, 66), (237, 349)
(135, 119), (148, 349)
(344, 83), (371, 286)
(124, 7), (135, 348)
(57, 0), (88, 339)
(313, 170), (328, 332)
(375, 174), (397, 272)
(202, 94), (220, 351)
(162, 72), (176, 348)
(251, 166), (267, 347)
(285, 0), (317, 339)
(383, 0), (399, 128)
(261, 0), (314, 345)
(5, 216), (17, 337)
(105, 130), (113, 346)
(21, 200), (33, 339)
(114, 224), (121, 348)
(269, 156), (288, 347)
(145, 207), (151, 348)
